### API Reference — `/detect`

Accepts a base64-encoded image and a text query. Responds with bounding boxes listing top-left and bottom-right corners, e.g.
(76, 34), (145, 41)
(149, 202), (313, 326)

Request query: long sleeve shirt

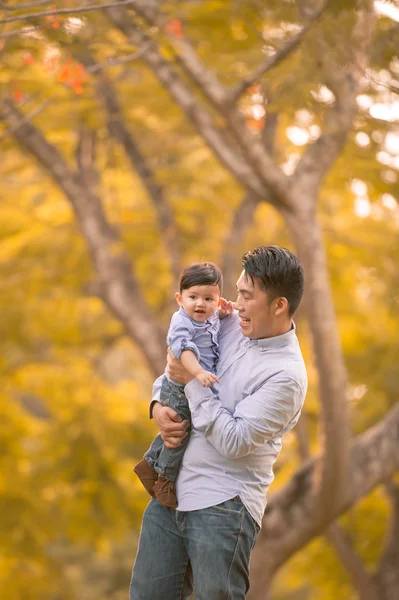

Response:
(152, 311), (307, 526)
(167, 308), (220, 379)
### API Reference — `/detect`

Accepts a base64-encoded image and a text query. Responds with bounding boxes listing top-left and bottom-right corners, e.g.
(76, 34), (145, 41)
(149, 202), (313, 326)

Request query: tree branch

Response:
(78, 50), (182, 290)
(104, 5), (268, 201)
(229, 0), (328, 104)
(0, 25), (41, 39)
(247, 402), (399, 598)
(326, 524), (382, 600)
(294, 405), (380, 599)
(221, 193), (260, 299)
(293, 74), (358, 194)
(293, 2), (376, 193)
(0, 0), (51, 9)
(0, 98), (166, 377)
(132, 3), (293, 209)
(85, 48), (150, 73)
(76, 126), (100, 194)
(294, 404), (380, 600)
(377, 481), (399, 595)
(219, 115), (280, 298)
(133, 1), (229, 107)
(0, 98), (51, 142)
(0, 0), (136, 24)
(294, 413), (311, 460)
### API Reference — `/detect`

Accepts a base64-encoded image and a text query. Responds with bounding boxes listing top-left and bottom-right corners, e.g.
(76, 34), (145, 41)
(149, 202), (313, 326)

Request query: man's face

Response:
(236, 271), (278, 339)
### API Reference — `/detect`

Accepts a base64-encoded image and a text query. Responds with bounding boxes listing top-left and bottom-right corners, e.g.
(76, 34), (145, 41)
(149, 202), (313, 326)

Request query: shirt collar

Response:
(248, 322), (296, 349)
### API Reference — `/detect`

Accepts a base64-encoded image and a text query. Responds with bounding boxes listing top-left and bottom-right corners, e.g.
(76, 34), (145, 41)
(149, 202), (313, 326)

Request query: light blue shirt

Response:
(167, 308), (220, 376)
(153, 311), (307, 527)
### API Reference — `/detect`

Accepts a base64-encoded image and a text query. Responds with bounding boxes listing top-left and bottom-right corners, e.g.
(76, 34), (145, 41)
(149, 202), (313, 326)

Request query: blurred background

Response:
(0, 1), (398, 599)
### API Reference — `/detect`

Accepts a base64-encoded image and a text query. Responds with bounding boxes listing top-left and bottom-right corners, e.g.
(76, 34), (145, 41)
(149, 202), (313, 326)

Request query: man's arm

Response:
(152, 402), (190, 448)
(185, 376), (304, 459)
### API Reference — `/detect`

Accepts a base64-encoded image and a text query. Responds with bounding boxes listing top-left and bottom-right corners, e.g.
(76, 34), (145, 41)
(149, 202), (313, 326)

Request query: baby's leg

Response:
(152, 381), (191, 508)
(133, 375), (175, 496)
(133, 434), (161, 496)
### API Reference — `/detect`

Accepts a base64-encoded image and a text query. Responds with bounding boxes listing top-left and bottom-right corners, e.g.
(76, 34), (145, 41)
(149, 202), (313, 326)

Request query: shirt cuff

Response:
(185, 378), (214, 411)
(149, 399), (160, 419)
(171, 341), (200, 361)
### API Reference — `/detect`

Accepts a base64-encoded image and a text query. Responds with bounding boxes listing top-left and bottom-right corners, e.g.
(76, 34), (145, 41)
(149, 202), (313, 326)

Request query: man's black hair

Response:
(242, 246), (304, 315)
(179, 262), (223, 294)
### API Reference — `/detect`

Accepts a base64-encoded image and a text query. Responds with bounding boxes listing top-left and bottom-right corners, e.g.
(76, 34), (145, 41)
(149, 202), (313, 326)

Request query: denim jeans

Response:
(130, 497), (260, 600)
(144, 377), (191, 482)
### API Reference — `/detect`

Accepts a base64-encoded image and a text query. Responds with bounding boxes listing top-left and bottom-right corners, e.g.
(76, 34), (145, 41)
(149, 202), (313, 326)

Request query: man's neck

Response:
(257, 320), (293, 340)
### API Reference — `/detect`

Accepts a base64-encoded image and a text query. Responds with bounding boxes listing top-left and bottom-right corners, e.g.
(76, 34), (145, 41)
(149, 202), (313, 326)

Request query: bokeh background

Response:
(0, 1), (398, 599)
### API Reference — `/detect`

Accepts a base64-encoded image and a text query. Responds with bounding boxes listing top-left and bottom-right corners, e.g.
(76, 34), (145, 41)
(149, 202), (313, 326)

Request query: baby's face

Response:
(176, 284), (221, 323)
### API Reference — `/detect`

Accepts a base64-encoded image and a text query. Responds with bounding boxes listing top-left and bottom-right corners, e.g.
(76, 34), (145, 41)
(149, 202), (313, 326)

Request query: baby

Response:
(134, 261), (231, 508)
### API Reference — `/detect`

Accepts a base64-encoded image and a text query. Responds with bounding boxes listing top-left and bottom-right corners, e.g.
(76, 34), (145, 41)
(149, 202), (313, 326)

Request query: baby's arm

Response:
(168, 313), (219, 388)
(181, 350), (219, 387)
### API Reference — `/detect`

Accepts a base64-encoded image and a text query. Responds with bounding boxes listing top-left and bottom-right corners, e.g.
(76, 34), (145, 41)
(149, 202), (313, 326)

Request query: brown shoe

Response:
(153, 476), (178, 508)
(133, 459), (157, 497)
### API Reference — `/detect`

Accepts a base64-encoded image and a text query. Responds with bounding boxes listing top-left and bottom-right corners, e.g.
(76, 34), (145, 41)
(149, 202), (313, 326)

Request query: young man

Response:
(130, 246), (307, 600)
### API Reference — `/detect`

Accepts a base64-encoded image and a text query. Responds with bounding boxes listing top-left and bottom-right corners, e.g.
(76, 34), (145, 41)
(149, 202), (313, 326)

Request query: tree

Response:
(0, 1), (398, 598)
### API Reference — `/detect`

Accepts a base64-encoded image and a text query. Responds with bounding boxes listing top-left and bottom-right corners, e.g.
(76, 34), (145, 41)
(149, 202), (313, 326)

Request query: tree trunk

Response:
(285, 205), (350, 522)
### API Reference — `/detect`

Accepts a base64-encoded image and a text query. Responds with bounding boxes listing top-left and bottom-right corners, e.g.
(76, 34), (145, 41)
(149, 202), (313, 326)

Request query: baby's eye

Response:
(189, 295), (196, 299)
(206, 298), (213, 302)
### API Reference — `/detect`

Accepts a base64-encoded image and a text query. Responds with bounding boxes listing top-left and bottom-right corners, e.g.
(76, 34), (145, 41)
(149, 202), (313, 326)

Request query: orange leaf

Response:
(246, 118), (264, 131)
(12, 90), (24, 103)
(57, 65), (72, 83)
(165, 18), (184, 39)
(72, 83), (84, 95)
(23, 54), (35, 65)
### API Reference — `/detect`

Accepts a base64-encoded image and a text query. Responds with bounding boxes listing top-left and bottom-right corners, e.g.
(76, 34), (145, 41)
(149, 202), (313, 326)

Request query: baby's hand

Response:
(219, 298), (235, 320)
(196, 370), (219, 387)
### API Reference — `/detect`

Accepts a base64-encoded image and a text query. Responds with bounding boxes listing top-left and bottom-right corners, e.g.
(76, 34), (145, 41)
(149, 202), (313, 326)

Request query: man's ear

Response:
(274, 296), (289, 316)
(175, 292), (183, 307)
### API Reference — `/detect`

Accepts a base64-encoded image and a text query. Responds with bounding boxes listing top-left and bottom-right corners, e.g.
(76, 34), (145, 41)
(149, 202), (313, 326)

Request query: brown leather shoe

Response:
(153, 476), (178, 508)
(133, 459), (157, 497)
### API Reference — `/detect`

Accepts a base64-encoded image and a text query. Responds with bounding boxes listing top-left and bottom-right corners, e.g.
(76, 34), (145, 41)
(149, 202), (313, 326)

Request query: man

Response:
(130, 246), (307, 599)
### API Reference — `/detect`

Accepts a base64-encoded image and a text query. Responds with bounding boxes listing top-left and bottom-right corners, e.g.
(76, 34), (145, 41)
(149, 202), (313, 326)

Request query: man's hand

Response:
(196, 370), (219, 387)
(153, 402), (190, 449)
(167, 348), (193, 385)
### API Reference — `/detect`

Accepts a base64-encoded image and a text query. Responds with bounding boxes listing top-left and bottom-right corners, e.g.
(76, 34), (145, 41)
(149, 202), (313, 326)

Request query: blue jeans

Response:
(130, 497), (260, 599)
(144, 377), (191, 482)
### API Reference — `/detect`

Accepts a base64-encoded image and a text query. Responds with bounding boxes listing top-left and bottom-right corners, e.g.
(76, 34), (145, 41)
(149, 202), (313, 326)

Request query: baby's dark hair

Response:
(179, 262), (223, 294)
